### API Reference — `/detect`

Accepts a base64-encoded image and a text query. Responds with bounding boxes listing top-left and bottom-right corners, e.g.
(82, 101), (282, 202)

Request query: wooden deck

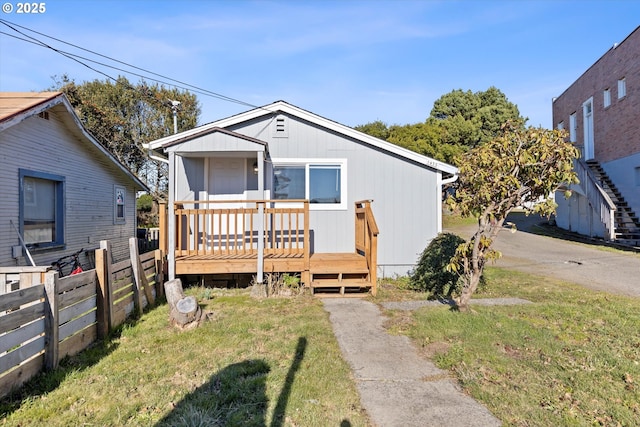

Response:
(164, 200), (379, 296)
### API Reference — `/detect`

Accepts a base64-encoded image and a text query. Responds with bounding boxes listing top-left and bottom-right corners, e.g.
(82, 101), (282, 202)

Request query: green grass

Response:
(383, 267), (640, 426)
(1, 289), (369, 426)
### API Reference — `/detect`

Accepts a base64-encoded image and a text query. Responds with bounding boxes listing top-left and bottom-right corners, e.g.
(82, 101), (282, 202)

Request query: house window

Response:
(604, 88), (611, 108)
(273, 159), (347, 210)
(635, 167), (640, 186)
(557, 121), (564, 130)
(19, 169), (65, 248)
(618, 78), (626, 99)
(114, 185), (126, 224)
(569, 113), (577, 143)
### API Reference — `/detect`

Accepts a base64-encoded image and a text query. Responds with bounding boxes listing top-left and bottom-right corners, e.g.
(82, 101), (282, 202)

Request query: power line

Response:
(0, 18), (264, 110)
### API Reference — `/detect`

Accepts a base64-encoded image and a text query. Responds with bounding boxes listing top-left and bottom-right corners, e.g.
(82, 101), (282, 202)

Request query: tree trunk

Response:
(164, 278), (203, 329)
(456, 269), (483, 312)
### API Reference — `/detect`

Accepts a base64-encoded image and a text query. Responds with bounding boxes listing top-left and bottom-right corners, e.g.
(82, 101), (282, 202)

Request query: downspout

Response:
(168, 151), (176, 280)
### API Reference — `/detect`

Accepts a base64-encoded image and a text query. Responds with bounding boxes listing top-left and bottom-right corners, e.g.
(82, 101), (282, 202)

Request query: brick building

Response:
(552, 26), (639, 243)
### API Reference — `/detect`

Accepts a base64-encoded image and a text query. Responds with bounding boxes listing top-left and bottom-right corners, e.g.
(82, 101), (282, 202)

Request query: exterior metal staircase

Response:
(586, 160), (640, 244)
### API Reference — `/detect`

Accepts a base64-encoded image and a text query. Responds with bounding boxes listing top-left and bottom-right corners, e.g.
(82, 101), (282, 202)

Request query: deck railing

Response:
(173, 200), (310, 259)
(355, 200), (379, 290)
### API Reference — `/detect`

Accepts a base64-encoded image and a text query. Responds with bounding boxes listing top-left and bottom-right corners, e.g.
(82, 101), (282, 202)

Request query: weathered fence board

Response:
(0, 285), (44, 313)
(57, 270), (95, 293)
(0, 302), (45, 334)
(59, 326), (97, 360)
(0, 318), (45, 354)
(59, 296), (96, 325)
(0, 336), (45, 374)
(0, 353), (44, 397)
(60, 310), (96, 342)
(0, 239), (166, 399)
(59, 281), (95, 308)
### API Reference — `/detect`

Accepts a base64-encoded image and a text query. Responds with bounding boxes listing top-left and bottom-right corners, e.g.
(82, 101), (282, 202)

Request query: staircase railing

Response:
(573, 159), (616, 240)
(355, 200), (379, 295)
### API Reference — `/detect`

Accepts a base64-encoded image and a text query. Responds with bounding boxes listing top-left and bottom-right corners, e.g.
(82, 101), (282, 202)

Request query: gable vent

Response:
(38, 111), (50, 120)
(272, 115), (288, 138)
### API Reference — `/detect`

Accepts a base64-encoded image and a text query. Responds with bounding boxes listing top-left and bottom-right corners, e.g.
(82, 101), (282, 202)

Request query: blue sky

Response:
(1, 0), (638, 129)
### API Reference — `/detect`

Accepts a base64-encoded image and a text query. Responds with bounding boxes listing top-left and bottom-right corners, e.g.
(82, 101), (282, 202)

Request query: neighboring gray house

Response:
(146, 101), (457, 293)
(0, 92), (148, 268)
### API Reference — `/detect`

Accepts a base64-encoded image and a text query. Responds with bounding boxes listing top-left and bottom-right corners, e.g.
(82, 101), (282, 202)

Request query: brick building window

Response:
(618, 78), (626, 99)
(603, 88), (611, 108)
(569, 113), (577, 143)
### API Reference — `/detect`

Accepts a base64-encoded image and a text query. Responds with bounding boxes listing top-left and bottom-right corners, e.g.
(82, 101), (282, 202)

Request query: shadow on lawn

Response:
(156, 337), (307, 427)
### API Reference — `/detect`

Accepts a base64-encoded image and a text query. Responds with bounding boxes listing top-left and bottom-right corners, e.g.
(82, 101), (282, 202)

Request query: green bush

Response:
(137, 194), (154, 212)
(410, 232), (465, 298)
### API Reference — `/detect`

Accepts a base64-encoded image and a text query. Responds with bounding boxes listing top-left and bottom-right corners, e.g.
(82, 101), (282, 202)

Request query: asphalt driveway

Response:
(445, 211), (640, 297)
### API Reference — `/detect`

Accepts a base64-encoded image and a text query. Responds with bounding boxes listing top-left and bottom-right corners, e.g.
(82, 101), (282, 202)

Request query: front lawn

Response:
(383, 267), (640, 426)
(1, 289), (369, 426)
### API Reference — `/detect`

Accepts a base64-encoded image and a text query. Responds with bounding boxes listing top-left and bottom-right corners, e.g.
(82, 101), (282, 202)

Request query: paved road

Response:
(445, 212), (640, 297)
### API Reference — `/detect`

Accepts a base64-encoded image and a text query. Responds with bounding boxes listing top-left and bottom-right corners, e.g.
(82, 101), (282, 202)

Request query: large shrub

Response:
(410, 232), (465, 298)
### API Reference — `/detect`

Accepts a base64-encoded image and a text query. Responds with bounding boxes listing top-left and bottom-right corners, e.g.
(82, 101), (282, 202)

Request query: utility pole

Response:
(169, 100), (181, 134)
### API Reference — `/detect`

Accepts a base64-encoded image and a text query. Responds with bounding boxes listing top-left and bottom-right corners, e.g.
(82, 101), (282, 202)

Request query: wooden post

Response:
(100, 240), (115, 330)
(154, 249), (165, 298)
(158, 201), (167, 254)
(130, 237), (155, 308)
(302, 201), (310, 285)
(129, 238), (144, 315)
(95, 248), (110, 339)
(44, 271), (59, 370)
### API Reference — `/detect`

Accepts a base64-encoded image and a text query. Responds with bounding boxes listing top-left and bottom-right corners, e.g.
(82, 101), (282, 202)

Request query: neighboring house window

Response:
(569, 113), (577, 143)
(603, 88), (611, 108)
(557, 121), (564, 130)
(114, 185), (126, 224)
(272, 159), (347, 210)
(19, 169), (65, 248)
(635, 167), (640, 186)
(618, 78), (626, 99)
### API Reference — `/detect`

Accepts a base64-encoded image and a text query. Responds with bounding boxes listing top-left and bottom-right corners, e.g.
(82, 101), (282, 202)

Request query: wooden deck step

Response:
(311, 281), (372, 297)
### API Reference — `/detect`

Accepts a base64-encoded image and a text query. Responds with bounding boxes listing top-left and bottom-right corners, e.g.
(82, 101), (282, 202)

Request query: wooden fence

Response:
(0, 238), (165, 399)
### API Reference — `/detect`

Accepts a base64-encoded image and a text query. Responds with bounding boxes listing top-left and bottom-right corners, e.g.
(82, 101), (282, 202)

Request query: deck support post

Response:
(256, 152), (265, 284)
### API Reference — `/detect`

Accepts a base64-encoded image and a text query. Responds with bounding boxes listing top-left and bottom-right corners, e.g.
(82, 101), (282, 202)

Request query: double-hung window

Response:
(19, 169), (65, 248)
(272, 159), (346, 210)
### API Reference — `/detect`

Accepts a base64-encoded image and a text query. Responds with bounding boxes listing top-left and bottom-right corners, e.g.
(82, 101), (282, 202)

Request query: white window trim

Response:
(618, 78), (626, 99)
(569, 113), (577, 143)
(604, 88), (611, 108)
(271, 158), (347, 210)
(114, 185), (126, 224)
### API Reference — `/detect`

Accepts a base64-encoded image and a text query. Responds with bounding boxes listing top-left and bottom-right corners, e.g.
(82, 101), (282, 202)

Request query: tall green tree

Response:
(51, 75), (201, 199)
(354, 120), (390, 141)
(356, 87), (523, 164)
(428, 86), (524, 149)
(446, 122), (579, 312)
(355, 120), (463, 164)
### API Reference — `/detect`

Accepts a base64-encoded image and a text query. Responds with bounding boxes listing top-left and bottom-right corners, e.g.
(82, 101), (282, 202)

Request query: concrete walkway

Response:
(323, 298), (501, 427)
